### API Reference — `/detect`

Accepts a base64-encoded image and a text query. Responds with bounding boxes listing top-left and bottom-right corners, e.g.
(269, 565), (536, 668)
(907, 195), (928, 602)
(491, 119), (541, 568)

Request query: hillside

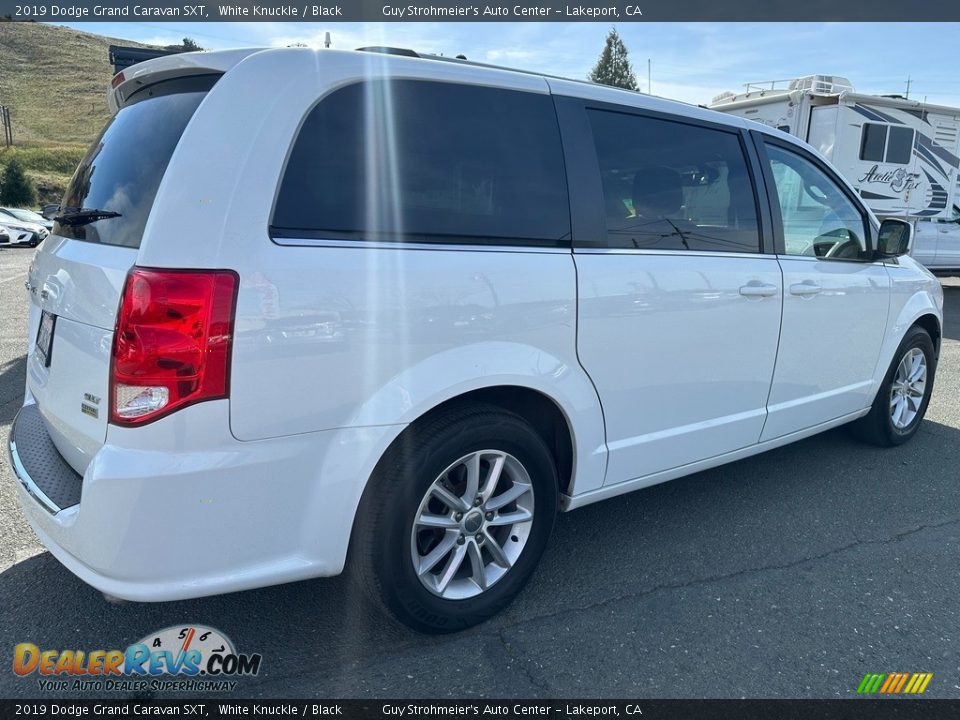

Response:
(0, 23), (152, 204)
(0, 22), (150, 144)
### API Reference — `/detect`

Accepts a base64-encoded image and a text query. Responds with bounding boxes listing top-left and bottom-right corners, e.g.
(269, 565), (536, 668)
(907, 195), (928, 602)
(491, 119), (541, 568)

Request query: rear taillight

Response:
(110, 268), (239, 426)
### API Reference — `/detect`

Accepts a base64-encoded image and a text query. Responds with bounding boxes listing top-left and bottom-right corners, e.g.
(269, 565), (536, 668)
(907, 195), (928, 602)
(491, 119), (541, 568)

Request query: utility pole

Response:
(0, 106), (12, 147)
(905, 75), (911, 99)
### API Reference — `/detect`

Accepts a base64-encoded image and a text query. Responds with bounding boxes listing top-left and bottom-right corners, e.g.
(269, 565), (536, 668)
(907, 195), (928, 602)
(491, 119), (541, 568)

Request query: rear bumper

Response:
(9, 403), (83, 514)
(8, 400), (404, 602)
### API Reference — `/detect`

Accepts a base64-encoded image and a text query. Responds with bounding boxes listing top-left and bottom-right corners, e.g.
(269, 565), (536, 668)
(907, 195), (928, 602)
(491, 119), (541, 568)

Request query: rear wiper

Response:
(54, 208), (122, 226)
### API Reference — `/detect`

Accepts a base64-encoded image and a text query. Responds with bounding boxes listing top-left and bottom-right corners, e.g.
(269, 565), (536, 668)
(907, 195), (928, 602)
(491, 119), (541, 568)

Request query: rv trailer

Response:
(710, 75), (960, 271)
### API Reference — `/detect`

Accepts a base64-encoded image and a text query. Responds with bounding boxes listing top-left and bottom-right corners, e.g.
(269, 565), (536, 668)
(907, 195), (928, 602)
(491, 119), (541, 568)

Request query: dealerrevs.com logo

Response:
(13, 625), (262, 693)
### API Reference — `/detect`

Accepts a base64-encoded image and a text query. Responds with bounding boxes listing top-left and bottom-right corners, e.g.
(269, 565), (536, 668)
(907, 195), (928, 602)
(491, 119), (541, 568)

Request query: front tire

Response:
(351, 404), (558, 633)
(853, 326), (937, 446)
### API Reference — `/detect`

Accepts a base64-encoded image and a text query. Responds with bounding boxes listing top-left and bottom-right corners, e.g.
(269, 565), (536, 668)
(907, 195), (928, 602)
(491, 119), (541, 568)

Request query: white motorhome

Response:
(711, 75), (960, 270)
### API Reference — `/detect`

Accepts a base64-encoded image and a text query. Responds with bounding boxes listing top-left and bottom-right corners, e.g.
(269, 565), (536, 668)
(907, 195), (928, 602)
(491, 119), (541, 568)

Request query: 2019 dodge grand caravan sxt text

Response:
(8, 47), (944, 632)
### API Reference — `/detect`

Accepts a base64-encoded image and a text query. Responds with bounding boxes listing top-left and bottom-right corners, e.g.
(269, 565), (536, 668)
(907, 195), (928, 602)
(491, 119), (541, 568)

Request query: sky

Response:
(54, 21), (960, 108)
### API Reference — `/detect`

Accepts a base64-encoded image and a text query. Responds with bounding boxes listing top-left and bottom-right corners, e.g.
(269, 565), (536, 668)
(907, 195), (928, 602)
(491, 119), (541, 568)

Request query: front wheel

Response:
(852, 326), (937, 446)
(351, 404), (558, 633)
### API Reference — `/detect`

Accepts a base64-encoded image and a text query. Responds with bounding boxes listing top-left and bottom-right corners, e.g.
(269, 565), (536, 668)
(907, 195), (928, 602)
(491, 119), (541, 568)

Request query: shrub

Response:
(0, 158), (37, 207)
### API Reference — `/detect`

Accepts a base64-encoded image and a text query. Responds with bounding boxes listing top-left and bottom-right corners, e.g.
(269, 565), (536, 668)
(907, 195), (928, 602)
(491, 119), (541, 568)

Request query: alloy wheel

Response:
(889, 347), (927, 430)
(410, 450), (535, 600)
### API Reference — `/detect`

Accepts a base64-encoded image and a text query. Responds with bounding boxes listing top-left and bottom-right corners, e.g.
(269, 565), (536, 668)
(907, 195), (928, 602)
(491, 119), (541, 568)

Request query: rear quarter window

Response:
(271, 80), (570, 246)
(55, 75), (218, 248)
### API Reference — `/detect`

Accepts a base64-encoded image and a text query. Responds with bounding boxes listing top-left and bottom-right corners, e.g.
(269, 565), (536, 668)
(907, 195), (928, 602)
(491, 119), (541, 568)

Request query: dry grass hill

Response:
(0, 22), (152, 204)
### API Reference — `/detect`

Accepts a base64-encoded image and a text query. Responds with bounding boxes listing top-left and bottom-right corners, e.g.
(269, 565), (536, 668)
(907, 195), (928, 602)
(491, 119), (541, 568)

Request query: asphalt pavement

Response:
(1, 245), (958, 699)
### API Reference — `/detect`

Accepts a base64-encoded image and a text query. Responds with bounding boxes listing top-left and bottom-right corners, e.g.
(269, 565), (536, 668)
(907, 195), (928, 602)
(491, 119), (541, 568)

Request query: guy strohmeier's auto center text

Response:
(381, 4), (641, 17)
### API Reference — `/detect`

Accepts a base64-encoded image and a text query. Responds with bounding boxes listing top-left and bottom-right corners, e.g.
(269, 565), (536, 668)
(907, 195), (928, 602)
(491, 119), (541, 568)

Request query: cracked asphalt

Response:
(1, 245), (958, 699)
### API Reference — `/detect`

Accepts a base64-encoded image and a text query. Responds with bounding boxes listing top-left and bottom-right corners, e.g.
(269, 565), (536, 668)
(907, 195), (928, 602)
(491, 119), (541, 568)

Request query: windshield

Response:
(55, 74), (218, 247)
(6, 208), (45, 223)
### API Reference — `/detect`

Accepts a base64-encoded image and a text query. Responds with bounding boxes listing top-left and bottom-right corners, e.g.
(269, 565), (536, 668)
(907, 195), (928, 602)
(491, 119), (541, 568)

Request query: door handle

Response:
(789, 281), (822, 297)
(739, 282), (779, 298)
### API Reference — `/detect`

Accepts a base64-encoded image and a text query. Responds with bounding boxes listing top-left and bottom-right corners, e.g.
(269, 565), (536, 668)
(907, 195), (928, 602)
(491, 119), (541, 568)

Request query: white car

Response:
(8, 48), (944, 633)
(0, 218), (47, 247)
(912, 209), (960, 272)
(0, 207), (54, 232)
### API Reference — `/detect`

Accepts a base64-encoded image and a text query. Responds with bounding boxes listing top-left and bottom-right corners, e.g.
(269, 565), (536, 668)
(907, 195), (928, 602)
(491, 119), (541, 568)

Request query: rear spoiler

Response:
(108, 48), (263, 113)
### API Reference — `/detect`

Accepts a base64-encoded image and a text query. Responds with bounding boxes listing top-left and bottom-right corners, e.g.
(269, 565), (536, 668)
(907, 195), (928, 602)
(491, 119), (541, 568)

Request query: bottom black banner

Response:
(3, 700), (960, 720)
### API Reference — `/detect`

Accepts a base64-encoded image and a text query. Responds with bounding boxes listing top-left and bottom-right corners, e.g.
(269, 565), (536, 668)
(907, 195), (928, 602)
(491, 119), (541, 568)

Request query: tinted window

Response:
(859, 122), (915, 165)
(860, 123), (887, 162)
(272, 81), (569, 245)
(766, 144), (869, 260)
(587, 110), (760, 252)
(886, 125), (915, 164)
(56, 76), (216, 247)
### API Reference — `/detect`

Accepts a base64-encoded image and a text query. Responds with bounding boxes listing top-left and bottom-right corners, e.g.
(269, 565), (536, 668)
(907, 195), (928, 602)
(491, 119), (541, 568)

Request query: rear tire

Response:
(852, 326), (936, 447)
(350, 403), (558, 633)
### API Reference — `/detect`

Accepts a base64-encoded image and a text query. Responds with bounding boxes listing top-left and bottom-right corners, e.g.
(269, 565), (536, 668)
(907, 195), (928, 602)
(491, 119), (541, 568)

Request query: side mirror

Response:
(876, 218), (912, 259)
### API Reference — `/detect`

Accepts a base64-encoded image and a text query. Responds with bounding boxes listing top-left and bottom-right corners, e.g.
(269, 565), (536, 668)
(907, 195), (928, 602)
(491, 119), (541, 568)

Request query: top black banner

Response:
(2, 0), (960, 21)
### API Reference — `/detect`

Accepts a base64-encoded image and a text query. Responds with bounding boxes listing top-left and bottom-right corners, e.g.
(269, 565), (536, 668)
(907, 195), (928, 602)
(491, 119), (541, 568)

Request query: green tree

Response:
(588, 28), (639, 91)
(165, 37), (203, 52)
(0, 159), (37, 207)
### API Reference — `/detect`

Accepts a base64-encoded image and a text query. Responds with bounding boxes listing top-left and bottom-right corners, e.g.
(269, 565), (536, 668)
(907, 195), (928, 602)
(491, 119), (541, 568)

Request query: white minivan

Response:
(9, 47), (944, 633)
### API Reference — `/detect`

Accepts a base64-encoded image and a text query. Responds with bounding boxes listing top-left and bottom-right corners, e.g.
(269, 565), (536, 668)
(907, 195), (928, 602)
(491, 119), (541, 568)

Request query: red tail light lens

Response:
(110, 268), (239, 426)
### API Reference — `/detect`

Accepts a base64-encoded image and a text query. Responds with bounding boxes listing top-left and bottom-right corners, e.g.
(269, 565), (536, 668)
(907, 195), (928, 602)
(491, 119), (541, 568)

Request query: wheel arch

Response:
(344, 342), (608, 500)
(871, 285), (943, 397)
(911, 313), (942, 356)
(375, 385), (578, 496)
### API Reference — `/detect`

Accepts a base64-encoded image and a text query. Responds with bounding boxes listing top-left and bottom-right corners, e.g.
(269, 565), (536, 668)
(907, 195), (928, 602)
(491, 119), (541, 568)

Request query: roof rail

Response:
(355, 46), (420, 58)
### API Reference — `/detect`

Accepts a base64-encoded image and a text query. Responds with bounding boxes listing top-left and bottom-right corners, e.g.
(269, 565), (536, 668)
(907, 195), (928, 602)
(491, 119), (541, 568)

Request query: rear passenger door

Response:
(556, 97), (783, 486)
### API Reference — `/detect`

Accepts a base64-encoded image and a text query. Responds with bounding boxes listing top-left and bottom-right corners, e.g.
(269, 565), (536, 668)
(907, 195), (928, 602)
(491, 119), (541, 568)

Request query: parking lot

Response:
(1, 244), (958, 699)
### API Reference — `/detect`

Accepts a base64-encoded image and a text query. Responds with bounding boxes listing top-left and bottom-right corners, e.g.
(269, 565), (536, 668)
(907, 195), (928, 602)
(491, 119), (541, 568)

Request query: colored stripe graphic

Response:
(879, 673), (898, 693)
(858, 672), (932, 694)
(887, 673), (909, 693)
(858, 674), (886, 694)
(905, 673), (933, 694)
(894, 673), (910, 693)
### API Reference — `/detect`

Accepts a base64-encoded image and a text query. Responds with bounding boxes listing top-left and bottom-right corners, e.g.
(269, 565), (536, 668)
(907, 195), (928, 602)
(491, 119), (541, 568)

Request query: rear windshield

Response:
(55, 75), (218, 247)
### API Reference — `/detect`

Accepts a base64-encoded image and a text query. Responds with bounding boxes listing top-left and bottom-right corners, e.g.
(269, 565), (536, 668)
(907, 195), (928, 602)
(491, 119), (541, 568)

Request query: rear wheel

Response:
(351, 404), (558, 633)
(852, 326), (936, 446)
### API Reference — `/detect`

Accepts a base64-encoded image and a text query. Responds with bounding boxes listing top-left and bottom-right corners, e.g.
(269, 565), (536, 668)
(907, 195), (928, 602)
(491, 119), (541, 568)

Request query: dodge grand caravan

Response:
(8, 47), (944, 633)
